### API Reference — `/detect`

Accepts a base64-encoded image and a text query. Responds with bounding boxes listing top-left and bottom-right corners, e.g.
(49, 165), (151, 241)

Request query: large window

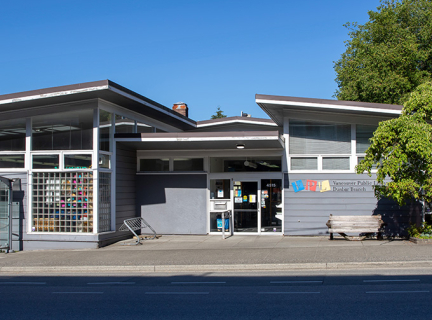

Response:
(289, 120), (351, 171)
(32, 110), (93, 150)
(290, 120), (351, 155)
(0, 118), (26, 151)
(210, 157), (282, 173)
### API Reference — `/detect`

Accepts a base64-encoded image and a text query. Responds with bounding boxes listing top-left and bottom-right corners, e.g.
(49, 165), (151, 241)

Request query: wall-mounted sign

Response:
(291, 179), (376, 193)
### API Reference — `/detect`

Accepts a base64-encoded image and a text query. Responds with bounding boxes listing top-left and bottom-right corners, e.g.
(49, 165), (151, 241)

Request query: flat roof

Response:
(0, 80), (196, 130)
(256, 94), (403, 126)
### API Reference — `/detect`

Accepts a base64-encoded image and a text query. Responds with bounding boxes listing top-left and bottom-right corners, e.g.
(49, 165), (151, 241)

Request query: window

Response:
(115, 115), (135, 134)
(99, 110), (112, 152)
(289, 120), (351, 171)
(32, 110), (93, 150)
(0, 118), (26, 151)
(356, 124), (377, 153)
(32, 155), (60, 169)
(0, 154), (25, 168)
(210, 157), (282, 173)
(289, 120), (351, 155)
(322, 157), (350, 170)
(140, 158), (169, 171)
(64, 155), (92, 169)
(291, 157), (317, 170)
(173, 158), (204, 171)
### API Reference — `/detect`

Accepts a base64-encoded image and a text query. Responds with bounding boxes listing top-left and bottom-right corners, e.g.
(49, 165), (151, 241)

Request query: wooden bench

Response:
(326, 215), (384, 241)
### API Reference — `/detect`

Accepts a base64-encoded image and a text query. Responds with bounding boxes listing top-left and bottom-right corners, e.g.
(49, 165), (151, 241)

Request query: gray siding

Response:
(136, 174), (207, 234)
(97, 142), (138, 246)
(285, 173), (420, 237)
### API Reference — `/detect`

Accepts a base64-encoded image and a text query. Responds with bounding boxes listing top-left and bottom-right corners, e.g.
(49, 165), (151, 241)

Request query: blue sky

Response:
(1, 0), (382, 121)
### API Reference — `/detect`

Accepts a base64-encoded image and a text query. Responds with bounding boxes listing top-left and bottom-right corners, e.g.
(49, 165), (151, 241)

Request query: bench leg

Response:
(330, 233), (333, 240)
(377, 232), (383, 240)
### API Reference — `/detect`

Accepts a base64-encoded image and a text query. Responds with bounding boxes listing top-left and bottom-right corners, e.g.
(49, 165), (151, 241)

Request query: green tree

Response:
(334, 0), (432, 104)
(357, 82), (432, 206)
(211, 106), (227, 119)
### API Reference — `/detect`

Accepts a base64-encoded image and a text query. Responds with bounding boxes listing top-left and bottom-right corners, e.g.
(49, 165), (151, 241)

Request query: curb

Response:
(1, 261), (432, 273)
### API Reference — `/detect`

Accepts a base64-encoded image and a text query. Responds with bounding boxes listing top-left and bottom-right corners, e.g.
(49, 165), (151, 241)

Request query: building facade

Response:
(0, 81), (420, 251)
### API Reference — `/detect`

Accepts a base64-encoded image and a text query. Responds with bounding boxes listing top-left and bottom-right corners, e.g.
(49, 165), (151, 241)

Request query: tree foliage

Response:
(211, 106), (227, 119)
(357, 82), (432, 205)
(334, 0), (432, 104)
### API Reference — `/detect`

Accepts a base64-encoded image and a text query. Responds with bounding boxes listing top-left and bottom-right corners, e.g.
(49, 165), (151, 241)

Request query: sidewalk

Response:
(1, 235), (432, 273)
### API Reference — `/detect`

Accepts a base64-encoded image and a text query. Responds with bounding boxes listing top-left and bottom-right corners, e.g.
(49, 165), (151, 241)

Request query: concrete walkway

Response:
(1, 235), (432, 273)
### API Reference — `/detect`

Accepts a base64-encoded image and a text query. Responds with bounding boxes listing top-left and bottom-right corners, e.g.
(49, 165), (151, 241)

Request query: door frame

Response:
(208, 172), (283, 235)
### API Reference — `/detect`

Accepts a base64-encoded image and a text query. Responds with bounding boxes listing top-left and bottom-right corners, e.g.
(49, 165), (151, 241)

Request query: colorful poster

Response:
(217, 189), (224, 198)
(235, 197), (242, 203)
(249, 194), (256, 203)
(243, 195), (248, 202)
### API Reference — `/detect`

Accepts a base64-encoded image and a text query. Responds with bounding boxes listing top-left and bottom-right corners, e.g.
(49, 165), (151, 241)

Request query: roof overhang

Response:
(256, 94), (403, 126)
(0, 80), (196, 131)
(115, 131), (284, 151)
(197, 116), (277, 128)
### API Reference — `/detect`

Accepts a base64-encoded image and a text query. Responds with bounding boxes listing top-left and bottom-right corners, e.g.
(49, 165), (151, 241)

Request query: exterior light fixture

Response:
(236, 144), (245, 149)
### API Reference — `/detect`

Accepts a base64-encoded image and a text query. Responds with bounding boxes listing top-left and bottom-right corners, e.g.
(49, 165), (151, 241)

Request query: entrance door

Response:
(233, 181), (258, 233)
(0, 177), (11, 251)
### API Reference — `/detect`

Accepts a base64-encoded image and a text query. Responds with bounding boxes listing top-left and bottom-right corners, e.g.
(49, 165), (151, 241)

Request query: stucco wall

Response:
(136, 174), (207, 234)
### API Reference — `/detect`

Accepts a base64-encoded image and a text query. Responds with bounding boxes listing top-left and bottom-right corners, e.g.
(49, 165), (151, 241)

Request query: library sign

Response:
(291, 179), (376, 193)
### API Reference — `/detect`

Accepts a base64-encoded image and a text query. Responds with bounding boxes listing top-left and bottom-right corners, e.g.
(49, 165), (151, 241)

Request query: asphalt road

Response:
(1, 269), (432, 319)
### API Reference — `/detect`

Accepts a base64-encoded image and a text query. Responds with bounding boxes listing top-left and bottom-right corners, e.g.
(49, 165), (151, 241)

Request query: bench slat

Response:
(329, 228), (381, 233)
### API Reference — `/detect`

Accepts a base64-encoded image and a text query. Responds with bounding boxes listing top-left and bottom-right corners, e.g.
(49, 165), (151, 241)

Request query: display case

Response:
(32, 172), (93, 233)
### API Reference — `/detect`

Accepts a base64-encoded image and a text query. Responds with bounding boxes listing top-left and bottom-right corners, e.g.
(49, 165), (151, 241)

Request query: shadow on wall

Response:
(136, 174), (207, 206)
(373, 198), (422, 238)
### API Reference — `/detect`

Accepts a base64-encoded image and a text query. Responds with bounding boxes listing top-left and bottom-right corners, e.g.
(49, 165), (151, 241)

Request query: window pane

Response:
(0, 118), (26, 151)
(356, 125), (377, 153)
(210, 179), (230, 199)
(289, 120), (351, 154)
(99, 154), (110, 169)
(99, 110), (112, 152)
(0, 154), (25, 168)
(322, 157), (350, 170)
(64, 155), (92, 169)
(173, 158), (203, 171)
(210, 157), (281, 172)
(140, 158), (169, 171)
(115, 115), (135, 133)
(137, 123), (154, 133)
(32, 110), (93, 150)
(291, 157), (317, 170)
(33, 155), (59, 169)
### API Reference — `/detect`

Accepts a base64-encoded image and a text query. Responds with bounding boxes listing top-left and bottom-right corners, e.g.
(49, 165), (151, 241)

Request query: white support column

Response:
(92, 109), (99, 234)
(26, 118), (32, 233)
(351, 124), (357, 172)
(110, 113), (116, 232)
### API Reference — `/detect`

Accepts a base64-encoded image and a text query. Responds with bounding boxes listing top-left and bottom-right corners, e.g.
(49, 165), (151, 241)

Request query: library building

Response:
(0, 80), (420, 251)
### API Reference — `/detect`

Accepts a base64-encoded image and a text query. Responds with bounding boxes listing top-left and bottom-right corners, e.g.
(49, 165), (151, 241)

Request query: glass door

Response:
(233, 181), (258, 233)
(260, 179), (282, 232)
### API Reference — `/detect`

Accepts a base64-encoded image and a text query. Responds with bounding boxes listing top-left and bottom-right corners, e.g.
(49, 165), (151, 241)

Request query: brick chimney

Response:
(172, 102), (188, 117)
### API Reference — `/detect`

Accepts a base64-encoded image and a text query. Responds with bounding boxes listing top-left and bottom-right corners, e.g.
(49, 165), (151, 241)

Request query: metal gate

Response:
(0, 177), (12, 252)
